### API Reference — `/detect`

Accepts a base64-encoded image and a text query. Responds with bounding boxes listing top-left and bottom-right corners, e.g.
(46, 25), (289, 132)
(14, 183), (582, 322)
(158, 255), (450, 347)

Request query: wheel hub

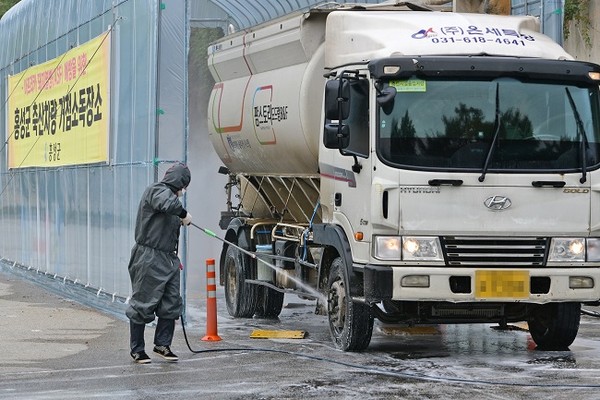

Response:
(226, 260), (237, 299)
(328, 279), (346, 330)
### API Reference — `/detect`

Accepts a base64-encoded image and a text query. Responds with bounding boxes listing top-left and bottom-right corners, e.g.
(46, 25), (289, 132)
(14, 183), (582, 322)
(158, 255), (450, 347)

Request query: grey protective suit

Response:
(126, 163), (190, 352)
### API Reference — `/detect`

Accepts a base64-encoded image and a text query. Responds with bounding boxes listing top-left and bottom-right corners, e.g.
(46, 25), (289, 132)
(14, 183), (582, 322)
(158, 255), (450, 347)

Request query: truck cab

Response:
(322, 54), (600, 350)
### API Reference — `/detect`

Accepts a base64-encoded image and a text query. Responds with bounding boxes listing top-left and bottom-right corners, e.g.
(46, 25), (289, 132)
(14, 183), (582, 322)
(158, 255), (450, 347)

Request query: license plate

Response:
(475, 270), (529, 299)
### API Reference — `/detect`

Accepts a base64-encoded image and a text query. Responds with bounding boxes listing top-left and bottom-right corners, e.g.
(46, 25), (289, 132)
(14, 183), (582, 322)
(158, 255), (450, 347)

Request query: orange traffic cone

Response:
(201, 259), (222, 341)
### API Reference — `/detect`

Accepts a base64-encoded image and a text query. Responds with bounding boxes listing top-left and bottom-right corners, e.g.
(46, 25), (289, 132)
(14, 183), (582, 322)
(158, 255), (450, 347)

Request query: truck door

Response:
(331, 78), (373, 262)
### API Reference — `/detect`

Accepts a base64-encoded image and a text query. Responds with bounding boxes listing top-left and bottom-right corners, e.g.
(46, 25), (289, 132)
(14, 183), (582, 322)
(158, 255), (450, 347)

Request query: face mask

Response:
(177, 188), (186, 197)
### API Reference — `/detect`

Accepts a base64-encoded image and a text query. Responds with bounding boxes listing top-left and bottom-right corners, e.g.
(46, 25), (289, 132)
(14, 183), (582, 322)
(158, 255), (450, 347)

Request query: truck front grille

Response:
(442, 236), (548, 267)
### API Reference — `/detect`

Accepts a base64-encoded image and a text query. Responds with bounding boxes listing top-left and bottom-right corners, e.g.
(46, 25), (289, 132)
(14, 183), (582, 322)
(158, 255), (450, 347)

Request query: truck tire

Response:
(255, 286), (285, 318)
(527, 302), (581, 350)
(223, 244), (257, 318)
(327, 257), (374, 351)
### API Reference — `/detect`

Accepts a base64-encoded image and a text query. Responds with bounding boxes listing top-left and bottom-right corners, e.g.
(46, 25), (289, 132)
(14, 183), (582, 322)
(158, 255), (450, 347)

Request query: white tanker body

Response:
(207, 11), (324, 175)
(207, 2), (600, 351)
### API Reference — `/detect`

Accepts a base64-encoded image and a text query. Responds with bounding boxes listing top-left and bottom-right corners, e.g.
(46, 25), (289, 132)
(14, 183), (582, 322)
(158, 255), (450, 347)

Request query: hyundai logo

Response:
(484, 196), (512, 211)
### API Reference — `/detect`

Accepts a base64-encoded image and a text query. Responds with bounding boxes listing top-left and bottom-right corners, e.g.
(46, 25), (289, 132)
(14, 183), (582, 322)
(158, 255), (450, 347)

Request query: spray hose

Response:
(189, 221), (309, 281)
(190, 222), (260, 262)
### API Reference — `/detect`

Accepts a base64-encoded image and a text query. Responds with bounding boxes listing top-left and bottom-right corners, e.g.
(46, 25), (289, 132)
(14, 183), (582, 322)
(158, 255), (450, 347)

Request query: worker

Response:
(126, 162), (192, 364)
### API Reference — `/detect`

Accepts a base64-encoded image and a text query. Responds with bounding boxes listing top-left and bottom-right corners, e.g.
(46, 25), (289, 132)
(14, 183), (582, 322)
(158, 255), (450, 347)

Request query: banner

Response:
(7, 31), (111, 168)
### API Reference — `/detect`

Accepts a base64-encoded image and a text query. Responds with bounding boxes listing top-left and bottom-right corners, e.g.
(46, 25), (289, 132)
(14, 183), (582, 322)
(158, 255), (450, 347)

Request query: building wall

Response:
(563, 1), (599, 64)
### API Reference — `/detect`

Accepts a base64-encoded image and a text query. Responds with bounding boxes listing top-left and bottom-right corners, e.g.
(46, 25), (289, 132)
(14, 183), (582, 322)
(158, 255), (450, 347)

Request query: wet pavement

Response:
(1, 263), (600, 399)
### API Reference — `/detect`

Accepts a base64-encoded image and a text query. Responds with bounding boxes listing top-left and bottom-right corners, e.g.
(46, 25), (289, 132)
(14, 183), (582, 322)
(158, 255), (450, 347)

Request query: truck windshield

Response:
(377, 78), (600, 172)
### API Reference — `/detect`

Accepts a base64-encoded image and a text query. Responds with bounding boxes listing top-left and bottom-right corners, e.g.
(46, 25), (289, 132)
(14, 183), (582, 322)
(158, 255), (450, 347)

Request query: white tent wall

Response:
(0, 0), (189, 308)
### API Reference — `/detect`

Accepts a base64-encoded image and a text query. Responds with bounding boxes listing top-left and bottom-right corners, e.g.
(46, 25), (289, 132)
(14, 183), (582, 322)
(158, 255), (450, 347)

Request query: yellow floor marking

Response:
(380, 326), (440, 336)
(514, 321), (529, 331)
(250, 329), (307, 339)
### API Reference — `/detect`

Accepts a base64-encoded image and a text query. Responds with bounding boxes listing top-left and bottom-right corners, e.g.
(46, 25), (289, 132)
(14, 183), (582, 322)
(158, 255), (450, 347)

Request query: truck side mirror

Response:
(377, 86), (396, 115)
(323, 123), (350, 149)
(325, 79), (351, 121)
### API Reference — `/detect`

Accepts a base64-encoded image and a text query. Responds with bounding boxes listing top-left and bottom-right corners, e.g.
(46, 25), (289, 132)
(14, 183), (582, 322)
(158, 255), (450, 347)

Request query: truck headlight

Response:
(374, 236), (443, 261)
(402, 236), (443, 261)
(549, 238), (585, 262)
(374, 236), (402, 260)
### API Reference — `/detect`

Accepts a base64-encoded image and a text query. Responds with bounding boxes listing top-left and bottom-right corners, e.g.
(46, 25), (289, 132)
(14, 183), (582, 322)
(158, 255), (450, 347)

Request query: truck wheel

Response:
(527, 302), (581, 350)
(223, 244), (257, 318)
(327, 257), (374, 351)
(255, 287), (285, 318)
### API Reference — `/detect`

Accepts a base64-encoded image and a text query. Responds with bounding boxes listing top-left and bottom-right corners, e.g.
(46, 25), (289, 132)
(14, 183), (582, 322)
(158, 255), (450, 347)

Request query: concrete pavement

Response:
(0, 263), (350, 400)
(0, 266), (127, 373)
(2, 262), (600, 400)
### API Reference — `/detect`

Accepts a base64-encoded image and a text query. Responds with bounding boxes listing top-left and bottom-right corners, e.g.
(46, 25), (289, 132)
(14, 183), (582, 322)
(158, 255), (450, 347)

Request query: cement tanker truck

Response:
(206, 2), (600, 351)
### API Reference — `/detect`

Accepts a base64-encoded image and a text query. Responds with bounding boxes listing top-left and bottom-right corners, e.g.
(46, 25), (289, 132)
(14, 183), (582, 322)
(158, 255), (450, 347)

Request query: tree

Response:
(442, 103), (491, 139)
(396, 110), (416, 139)
(563, 0), (591, 47)
(423, 0), (510, 14)
(0, 0), (21, 20)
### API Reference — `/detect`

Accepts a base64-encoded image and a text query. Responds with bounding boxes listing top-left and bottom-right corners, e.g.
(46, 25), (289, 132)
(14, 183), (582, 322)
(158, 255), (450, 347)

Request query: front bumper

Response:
(363, 264), (600, 303)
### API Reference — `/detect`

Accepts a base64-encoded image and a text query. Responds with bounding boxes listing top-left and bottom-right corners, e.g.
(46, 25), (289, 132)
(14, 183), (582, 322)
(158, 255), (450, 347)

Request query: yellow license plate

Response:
(475, 270), (529, 299)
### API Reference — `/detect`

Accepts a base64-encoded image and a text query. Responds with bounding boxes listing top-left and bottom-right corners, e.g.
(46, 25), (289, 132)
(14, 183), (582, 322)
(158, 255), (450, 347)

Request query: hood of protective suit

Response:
(161, 162), (191, 192)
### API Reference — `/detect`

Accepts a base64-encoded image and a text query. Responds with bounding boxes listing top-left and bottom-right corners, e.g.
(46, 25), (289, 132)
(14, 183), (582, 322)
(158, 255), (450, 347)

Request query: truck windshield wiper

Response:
(479, 82), (500, 182)
(565, 87), (589, 183)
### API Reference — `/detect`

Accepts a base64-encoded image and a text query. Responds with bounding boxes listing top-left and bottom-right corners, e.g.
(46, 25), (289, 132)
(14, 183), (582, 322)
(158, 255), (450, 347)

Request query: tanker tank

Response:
(207, 12), (329, 176)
